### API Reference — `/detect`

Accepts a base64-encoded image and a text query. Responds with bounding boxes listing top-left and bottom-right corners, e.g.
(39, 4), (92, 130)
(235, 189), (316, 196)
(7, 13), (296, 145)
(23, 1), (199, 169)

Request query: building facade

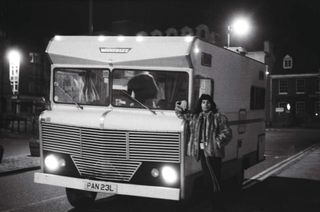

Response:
(0, 46), (50, 131)
(268, 51), (320, 127)
(269, 73), (320, 127)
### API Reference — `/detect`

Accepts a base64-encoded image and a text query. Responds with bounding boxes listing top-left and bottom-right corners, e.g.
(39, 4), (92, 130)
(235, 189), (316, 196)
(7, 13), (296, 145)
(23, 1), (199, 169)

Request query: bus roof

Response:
(46, 36), (195, 68)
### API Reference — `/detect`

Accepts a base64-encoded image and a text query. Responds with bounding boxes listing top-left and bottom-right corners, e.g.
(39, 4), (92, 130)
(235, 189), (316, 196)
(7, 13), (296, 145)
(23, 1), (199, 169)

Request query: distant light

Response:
(98, 35), (106, 42)
(286, 103), (291, 111)
(231, 17), (251, 37)
(7, 49), (21, 64)
(136, 35), (144, 42)
(315, 113), (319, 116)
(184, 35), (193, 43)
(194, 47), (200, 54)
(117, 35), (125, 42)
(265, 65), (269, 75)
(54, 35), (62, 41)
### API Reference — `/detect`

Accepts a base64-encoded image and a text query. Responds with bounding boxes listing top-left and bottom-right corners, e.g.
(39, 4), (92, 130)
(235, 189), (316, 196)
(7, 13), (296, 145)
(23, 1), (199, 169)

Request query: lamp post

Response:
(89, 0), (93, 34)
(7, 49), (21, 114)
(227, 17), (251, 48)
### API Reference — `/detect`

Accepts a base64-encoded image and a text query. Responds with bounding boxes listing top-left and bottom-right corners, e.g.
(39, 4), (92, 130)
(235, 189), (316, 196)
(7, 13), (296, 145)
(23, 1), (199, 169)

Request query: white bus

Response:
(34, 36), (266, 208)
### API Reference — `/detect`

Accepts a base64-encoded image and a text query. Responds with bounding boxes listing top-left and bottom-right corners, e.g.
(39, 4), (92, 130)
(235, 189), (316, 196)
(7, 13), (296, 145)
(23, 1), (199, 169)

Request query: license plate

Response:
(84, 180), (118, 193)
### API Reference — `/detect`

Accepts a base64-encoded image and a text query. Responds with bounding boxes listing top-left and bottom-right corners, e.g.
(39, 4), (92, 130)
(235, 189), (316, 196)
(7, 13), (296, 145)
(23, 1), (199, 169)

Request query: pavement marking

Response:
(2, 195), (67, 212)
(243, 143), (320, 189)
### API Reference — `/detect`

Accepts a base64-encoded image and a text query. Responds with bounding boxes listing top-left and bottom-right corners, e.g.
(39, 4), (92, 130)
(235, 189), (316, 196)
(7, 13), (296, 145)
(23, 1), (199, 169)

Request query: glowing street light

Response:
(7, 49), (21, 64)
(7, 49), (21, 95)
(227, 16), (251, 48)
(286, 103), (291, 111)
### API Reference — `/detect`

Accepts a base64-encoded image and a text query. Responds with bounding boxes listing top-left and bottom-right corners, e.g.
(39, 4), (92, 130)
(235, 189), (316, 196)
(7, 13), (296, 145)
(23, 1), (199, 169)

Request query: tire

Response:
(66, 188), (97, 208)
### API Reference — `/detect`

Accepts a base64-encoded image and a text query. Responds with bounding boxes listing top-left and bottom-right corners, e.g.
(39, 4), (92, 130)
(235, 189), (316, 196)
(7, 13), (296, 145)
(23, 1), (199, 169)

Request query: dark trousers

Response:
(200, 151), (223, 208)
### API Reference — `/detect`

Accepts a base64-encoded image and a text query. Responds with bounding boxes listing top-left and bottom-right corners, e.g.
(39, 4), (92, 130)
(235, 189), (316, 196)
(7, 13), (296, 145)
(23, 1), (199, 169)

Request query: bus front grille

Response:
(41, 122), (180, 182)
(129, 131), (180, 163)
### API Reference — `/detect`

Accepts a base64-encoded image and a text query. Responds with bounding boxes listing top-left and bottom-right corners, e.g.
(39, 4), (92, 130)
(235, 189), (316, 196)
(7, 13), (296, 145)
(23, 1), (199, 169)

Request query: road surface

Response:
(1, 129), (319, 212)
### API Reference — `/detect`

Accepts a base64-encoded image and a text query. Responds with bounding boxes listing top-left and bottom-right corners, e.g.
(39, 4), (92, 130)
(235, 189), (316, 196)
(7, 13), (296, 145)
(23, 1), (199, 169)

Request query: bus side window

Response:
(199, 78), (213, 97)
(192, 76), (214, 109)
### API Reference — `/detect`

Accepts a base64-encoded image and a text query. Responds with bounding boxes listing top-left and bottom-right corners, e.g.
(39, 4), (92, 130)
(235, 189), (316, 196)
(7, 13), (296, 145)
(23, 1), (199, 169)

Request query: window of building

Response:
(315, 101), (320, 113)
(29, 52), (41, 64)
(283, 55), (293, 69)
(316, 78), (320, 94)
(296, 101), (305, 114)
(296, 79), (305, 94)
(28, 82), (35, 93)
(279, 79), (288, 94)
(277, 102), (288, 115)
(250, 86), (265, 110)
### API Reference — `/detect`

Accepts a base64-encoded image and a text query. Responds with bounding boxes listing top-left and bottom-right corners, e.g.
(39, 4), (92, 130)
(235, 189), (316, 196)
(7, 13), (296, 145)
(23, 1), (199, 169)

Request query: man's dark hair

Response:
(194, 94), (217, 114)
(127, 73), (158, 103)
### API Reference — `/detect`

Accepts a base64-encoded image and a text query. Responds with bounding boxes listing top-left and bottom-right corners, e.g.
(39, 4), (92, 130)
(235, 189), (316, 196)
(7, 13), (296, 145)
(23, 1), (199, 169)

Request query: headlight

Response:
(161, 166), (178, 184)
(44, 154), (66, 171)
(151, 168), (160, 178)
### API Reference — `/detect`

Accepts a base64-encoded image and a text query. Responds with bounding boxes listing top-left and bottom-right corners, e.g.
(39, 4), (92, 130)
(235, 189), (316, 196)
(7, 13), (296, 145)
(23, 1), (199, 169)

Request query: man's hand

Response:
(175, 100), (187, 111)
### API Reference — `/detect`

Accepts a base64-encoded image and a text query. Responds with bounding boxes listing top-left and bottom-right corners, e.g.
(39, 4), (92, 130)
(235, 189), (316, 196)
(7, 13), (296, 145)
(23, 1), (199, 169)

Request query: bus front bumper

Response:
(34, 172), (180, 200)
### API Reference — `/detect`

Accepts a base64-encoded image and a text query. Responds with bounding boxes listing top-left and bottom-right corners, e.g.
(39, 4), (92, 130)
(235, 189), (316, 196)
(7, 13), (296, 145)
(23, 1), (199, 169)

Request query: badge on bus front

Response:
(84, 180), (118, 193)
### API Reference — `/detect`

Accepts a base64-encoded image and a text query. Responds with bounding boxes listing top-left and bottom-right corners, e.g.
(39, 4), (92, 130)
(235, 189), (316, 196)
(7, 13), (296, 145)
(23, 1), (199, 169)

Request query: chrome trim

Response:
(34, 172), (180, 200)
(99, 109), (113, 128)
(180, 121), (186, 200)
(126, 132), (129, 160)
(39, 113), (44, 172)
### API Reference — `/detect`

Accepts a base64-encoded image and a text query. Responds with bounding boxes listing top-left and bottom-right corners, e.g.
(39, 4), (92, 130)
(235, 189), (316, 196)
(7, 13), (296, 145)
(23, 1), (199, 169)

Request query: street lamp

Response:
(7, 49), (21, 95)
(286, 103), (291, 111)
(227, 17), (251, 48)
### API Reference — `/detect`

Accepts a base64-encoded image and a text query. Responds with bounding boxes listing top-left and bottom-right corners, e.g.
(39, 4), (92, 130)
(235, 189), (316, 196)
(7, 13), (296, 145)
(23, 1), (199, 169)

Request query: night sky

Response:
(1, 0), (320, 61)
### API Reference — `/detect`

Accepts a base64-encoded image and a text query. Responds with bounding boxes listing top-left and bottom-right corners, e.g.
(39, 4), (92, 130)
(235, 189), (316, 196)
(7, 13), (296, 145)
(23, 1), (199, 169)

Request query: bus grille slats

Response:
(128, 132), (180, 162)
(72, 156), (140, 181)
(41, 122), (180, 182)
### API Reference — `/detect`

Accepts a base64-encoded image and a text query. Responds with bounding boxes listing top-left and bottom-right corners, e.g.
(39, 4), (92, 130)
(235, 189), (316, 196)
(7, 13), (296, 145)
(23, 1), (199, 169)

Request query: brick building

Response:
(267, 51), (320, 127)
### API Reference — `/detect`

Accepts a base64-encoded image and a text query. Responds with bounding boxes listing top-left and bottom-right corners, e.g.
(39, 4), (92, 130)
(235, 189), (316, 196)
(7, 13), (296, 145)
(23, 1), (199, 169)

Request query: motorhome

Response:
(34, 36), (266, 208)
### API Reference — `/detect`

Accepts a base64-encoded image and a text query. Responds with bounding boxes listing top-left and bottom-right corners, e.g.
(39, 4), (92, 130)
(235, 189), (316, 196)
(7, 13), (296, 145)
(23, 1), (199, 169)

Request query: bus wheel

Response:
(66, 188), (97, 208)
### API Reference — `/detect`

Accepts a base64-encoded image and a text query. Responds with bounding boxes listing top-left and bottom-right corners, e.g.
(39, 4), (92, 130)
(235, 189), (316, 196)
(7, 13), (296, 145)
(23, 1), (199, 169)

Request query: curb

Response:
(266, 128), (320, 132)
(243, 143), (319, 189)
(0, 155), (41, 176)
(0, 165), (40, 177)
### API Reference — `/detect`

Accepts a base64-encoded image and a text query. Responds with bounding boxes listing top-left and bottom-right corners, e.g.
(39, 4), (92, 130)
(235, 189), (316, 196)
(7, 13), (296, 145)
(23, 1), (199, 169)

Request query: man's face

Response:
(201, 99), (211, 113)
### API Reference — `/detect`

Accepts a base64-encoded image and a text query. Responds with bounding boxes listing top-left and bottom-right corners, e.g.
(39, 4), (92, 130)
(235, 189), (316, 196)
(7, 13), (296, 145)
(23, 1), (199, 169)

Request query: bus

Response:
(34, 36), (266, 208)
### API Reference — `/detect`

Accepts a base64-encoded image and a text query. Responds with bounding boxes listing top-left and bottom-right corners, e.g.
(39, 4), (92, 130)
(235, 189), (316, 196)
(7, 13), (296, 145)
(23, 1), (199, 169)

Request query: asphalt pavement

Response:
(0, 129), (40, 176)
(277, 143), (320, 180)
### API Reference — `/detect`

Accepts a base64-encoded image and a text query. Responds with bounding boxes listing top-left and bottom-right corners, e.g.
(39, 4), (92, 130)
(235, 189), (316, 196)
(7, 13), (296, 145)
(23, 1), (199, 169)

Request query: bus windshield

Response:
(112, 69), (189, 110)
(53, 68), (110, 106)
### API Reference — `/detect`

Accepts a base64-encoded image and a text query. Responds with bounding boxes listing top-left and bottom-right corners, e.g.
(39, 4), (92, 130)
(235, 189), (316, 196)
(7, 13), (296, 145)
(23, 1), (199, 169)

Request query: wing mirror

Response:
(41, 97), (52, 111)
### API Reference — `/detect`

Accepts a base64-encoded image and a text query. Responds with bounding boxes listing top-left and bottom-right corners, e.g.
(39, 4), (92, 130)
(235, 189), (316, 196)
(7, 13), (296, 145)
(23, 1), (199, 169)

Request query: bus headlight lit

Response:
(44, 154), (66, 171)
(161, 166), (178, 184)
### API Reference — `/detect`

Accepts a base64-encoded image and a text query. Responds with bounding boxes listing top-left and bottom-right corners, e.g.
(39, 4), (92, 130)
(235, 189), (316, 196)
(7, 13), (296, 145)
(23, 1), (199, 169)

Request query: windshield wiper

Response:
(120, 90), (156, 115)
(55, 83), (83, 110)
